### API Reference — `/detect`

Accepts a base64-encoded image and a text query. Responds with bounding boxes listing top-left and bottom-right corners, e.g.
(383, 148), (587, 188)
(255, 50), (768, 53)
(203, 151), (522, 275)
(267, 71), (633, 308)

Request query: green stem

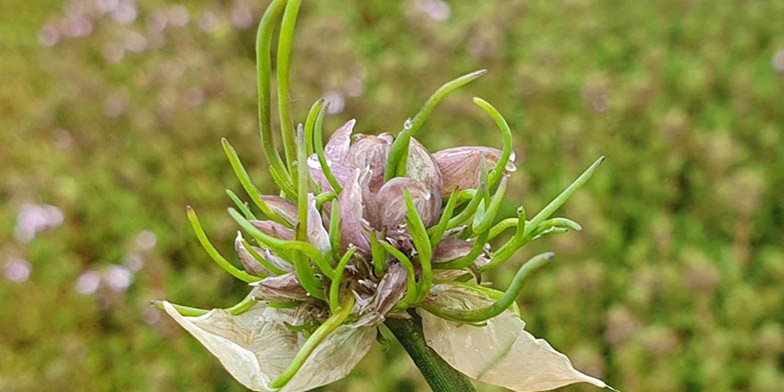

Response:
(385, 312), (477, 392)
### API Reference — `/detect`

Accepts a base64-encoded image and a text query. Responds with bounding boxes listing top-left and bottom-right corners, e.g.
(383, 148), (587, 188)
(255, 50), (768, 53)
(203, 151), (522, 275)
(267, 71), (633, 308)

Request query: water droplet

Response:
(403, 118), (413, 130)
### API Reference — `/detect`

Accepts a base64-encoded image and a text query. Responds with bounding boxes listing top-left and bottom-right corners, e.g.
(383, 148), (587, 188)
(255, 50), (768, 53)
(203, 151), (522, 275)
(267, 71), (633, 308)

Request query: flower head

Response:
(154, 1), (613, 391)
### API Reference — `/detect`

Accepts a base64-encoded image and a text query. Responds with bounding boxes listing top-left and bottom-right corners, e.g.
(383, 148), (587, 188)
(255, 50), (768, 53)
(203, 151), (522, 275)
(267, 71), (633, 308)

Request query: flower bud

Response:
(250, 220), (294, 240)
(434, 147), (517, 193)
(252, 272), (310, 302)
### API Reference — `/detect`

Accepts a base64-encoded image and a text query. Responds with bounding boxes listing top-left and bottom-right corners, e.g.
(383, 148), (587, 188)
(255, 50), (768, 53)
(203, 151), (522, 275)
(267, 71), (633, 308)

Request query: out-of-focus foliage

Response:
(1, 0), (783, 391)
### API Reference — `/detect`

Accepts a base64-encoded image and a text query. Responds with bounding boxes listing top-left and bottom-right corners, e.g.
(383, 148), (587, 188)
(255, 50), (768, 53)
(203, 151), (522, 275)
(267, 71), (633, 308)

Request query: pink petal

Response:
(358, 169), (382, 230)
(235, 232), (268, 276)
(260, 195), (298, 226)
(250, 220), (294, 240)
(344, 135), (391, 192)
(251, 272), (310, 302)
(338, 169), (371, 254)
(307, 193), (331, 255)
(406, 138), (443, 194)
(372, 262), (408, 316)
(307, 153), (353, 192)
(434, 147), (517, 192)
(432, 238), (474, 264)
(324, 119), (355, 163)
(375, 178), (440, 231)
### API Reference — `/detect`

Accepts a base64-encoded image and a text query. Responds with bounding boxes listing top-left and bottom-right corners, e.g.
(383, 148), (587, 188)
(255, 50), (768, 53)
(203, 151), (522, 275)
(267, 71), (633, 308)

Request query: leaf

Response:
(419, 285), (609, 392)
(162, 301), (376, 392)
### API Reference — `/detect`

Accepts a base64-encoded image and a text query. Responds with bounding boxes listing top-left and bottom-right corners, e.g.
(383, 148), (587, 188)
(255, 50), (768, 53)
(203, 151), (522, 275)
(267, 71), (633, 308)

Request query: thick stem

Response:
(385, 312), (477, 392)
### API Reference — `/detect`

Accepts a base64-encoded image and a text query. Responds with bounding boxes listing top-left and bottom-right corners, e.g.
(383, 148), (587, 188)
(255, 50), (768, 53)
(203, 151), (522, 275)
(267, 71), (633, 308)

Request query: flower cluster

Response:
(154, 1), (612, 391)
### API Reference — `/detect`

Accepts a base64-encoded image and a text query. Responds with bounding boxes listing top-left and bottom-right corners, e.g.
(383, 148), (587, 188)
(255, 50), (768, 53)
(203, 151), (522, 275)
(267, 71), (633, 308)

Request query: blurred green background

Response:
(2, 0), (783, 391)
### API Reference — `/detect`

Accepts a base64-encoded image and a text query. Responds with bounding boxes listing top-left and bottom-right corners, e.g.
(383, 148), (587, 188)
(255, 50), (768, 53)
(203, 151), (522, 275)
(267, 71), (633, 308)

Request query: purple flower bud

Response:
(434, 147), (517, 192)
(250, 220), (294, 240)
(308, 154), (353, 191)
(261, 195), (298, 225)
(375, 178), (440, 231)
(406, 138), (443, 195)
(307, 193), (331, 255)
(251, 272), (310, 301)
(324, 119), (355, 163)
(234, 232), (294, 276)
(432, 238), (475, 264)
(306, 119), (357, 191)
(372, 262), (407, 316)
(339, 169), (371, 254)
(235, 232), (268, 276)
(345, 135), (391, 192)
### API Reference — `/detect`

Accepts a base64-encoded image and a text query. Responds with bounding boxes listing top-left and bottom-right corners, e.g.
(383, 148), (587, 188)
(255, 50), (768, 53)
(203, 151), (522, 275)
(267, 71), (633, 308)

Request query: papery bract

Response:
(420, 285), (608, 392)
(162, 301), (376, 392)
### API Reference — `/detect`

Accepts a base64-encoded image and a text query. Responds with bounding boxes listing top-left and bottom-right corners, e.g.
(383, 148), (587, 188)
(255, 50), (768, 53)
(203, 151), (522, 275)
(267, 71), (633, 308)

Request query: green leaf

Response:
(405, 190), (433, 303)
(255, 0), (291, 188)
(385, 69), (487, 181)
(276, 0), (302, 172)
(186, 206), (260, 283)
(471, 97), (514, 190)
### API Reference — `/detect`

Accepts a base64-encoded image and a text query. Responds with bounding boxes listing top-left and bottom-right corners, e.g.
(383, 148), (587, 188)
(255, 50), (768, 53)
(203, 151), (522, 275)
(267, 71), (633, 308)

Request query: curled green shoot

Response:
(276, 0), (302, 172)
(370, 230), (387, 278)
(156, 294), (256, 317)
(153, 290), (257, 317)
(447, 183), (487, 230)
(405, 190), (432, 303)
(284, 320), (318, 333)
(328, 202), (341, 261)
(186, 206), (260, 283)
(304, 99), (325, 157)
(482, 207), (528, 272)
(222, 138), (287, 226)
(421, 252), (554, 323)
(255, 0), (291, 190)
(268, 300), (299, 309)
(472, 97), (514, 190)
(488, 217), (518, 241)
(442, 281), (522, 318)
(524, 156), (604, 237)
(434, 230), (489, 270)
(428, 190), (459, 245)
(313, 103), (343, 193)
(531, 217), (582, 239)
(330, 246), (357, 313)
(269, 294), (355, 389)
(240, 238), (287, 275)
(151, 300), (208, 317)
(315, 191), (336, 209)
(226, 189), (256, 220)
(228, 208), (328, 298)
(229, 207), (327, 273)
(225, 293), (258, 315)
(385, 69), (487, 181)
(295, 125), (309, 244)
(472, 175), (509, 234)
(380, 241), (419, 309)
